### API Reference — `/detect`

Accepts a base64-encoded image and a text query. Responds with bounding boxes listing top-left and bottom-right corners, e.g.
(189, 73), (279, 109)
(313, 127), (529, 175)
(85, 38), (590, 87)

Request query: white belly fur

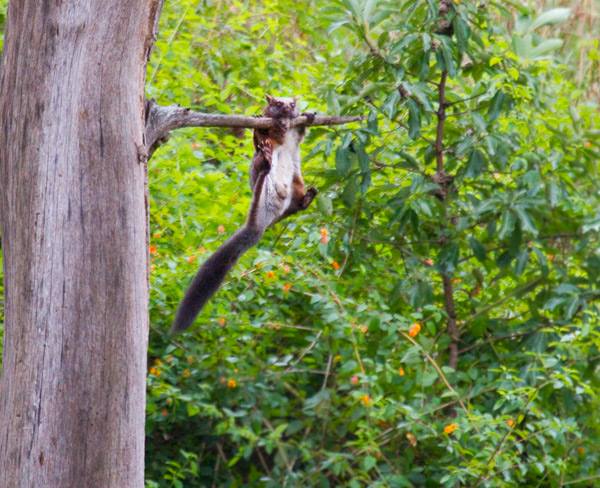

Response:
(259, 128), (302, 228)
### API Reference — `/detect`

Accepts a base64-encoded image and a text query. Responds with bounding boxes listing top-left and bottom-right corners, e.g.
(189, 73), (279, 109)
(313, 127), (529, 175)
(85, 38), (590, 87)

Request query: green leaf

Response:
(487, 91), (506, 122)
(336, 146), (351, 176)
(453, 15), (470, 53)
(406, 98), (421, 139)
(514, 206), (538, 236)
(437, 243), (459, 275)
(469, 237), (487, 263)
(498, 210), (516, 239)
(317, 193), (333, 216)
(383, 90), (401, 119)
(465, 149), (487, 178)
(363, 455), (377, 471)
(530, 8), (571, 31)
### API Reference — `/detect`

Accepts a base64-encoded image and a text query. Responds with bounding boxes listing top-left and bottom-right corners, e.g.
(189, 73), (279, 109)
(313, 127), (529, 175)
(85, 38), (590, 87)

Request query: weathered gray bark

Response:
(0, 1), (161, 486)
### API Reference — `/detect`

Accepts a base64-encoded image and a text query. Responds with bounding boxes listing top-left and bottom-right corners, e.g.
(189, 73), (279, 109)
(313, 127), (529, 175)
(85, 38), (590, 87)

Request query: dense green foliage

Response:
(143, 1), (599, 486)
(0, 0), (598, 486)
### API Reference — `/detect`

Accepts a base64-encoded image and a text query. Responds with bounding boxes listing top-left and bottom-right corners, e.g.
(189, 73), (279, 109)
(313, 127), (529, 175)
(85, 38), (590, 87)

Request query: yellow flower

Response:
(333, 354), (342, 363)
(187, 355), (194, 364)
(443, 423), (458, 435)
(149, 367), (160, 377)
(227, 378), (238, 389)
(506, 419), (515, 428)
(360, 394), (372, 407)
(182, 368), (191, 378)
(406, 432), (417, 447)
(320, 227), (329, 244)
(359, 325), (368, 334)
(408, 322), (421, 338)
(398, 367), (405, 377)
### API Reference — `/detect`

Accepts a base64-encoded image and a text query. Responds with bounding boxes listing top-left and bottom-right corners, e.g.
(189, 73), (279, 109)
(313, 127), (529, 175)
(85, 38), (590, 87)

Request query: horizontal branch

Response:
(144, 100), (362, 155)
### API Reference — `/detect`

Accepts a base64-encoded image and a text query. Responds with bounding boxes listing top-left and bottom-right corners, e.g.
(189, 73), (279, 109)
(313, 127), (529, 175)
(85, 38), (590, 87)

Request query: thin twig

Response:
(400, 332), (470, 417)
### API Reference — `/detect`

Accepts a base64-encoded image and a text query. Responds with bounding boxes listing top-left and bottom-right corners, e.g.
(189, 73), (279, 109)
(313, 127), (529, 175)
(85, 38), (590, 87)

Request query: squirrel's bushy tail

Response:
(171, 226), (263, 334)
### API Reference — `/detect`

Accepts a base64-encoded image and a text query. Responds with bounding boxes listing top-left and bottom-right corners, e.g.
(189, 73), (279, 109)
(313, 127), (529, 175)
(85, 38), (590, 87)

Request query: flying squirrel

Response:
(171, 96), (317, 333)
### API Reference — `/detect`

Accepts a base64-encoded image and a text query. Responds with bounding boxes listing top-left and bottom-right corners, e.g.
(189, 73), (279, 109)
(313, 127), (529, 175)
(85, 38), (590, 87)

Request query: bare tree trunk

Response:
(0, 1), (161, 486)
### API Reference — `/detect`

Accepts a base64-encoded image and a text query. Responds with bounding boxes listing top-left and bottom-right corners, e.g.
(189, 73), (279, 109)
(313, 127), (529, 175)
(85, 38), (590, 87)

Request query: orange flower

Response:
(443, 423), (458, 435)
(584, 141), (592, 148)
(161, 408), (168, 417)
(359, 325), (368, 334)
(149, 367), (160, 377)
(360, 394), (372, 407)
(227, 378), (237, 389)
(320, 227), (329, 244)
(506, 419), (515, 428)
(423, 258), (434, 267)
(265, 270), (276, 280)
(547, 253), (556, 262)
(149, 245), (158, 255)
(406, 432), (417, 447)
(150, 264), (156, 272)
(152, 232), (162, 239)
(398, 367), (405, 377)
(182, 368), (191, 378)
(332, 260), (340, 271)
(577, 446), (585, 455)
(217, 225), (226, 234)
(351, 375), (359, 385)
(282, 283), (292, 293)
(187, 255), (197, 263)
(408, 322), (421, 338)
(217, 317), (226, 327)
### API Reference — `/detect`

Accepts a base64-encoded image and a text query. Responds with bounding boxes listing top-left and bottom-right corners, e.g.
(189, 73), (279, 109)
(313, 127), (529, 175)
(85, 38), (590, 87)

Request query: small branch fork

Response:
(144, 100), (362, 156)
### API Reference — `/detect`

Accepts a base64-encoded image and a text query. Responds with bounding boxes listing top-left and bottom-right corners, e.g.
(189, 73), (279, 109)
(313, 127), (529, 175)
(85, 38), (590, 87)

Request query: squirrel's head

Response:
(264, 95), (299, 118)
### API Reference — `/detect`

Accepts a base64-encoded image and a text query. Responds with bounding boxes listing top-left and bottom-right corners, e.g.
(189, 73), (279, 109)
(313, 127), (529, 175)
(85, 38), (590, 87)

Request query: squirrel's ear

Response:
(265, 94), (275, 104)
